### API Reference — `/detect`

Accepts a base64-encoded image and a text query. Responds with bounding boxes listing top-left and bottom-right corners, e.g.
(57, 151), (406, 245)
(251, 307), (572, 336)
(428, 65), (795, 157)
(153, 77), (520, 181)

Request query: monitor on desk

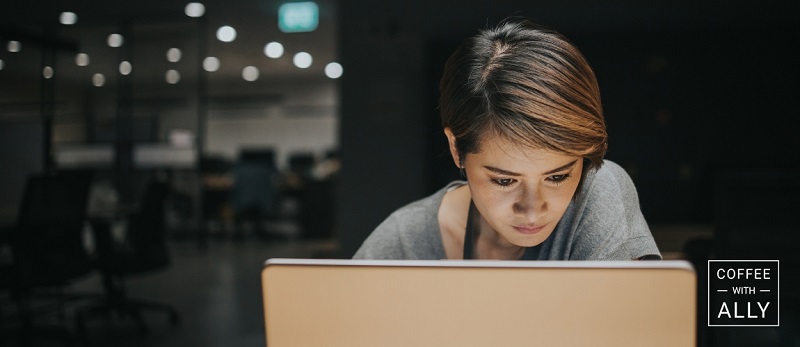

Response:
(261, 259), (696, 347)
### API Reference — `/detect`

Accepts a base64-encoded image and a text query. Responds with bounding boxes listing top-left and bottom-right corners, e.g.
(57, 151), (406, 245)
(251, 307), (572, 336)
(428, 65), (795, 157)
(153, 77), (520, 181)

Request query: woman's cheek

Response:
(479, 189), (515, 219)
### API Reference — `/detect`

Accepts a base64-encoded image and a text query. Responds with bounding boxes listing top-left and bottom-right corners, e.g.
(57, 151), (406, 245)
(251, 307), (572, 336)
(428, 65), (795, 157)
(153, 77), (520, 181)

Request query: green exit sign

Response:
(278, 2), (319, 33)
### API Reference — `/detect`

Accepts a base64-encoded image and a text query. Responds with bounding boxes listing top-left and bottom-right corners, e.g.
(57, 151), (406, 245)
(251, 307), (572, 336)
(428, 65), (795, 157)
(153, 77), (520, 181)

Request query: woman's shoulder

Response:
(565, 160), (660, 260)
(571, 159), (642, 221)
(573, 159), (649, 230)
(591, 159), (628, 180)
(389, 180), (465, 219)
(582, 160), (637, 198)
(381, 181), (466, 238)
(353, 181), (462, 259)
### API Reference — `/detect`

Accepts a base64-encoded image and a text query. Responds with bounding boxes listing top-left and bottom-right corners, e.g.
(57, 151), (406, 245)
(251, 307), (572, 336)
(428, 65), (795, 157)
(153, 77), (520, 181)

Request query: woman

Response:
(354, 19), (661, 260)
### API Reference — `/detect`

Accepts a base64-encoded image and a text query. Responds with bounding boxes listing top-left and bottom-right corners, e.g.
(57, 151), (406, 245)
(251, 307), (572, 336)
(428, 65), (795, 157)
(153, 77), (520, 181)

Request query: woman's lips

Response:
(513, 224), (546, 235)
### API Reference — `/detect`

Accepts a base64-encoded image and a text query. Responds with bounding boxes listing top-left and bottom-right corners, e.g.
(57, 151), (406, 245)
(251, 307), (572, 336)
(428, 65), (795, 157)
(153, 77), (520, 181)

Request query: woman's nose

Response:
(512, 185), (545, 216)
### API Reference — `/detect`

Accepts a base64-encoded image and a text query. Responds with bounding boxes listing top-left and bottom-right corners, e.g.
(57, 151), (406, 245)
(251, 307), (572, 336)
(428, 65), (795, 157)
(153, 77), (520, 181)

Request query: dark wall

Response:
(337, 1), (430, 257)
(577, 26), (800, 223)
(0, 121), (43, 223)
(336, 0), (799, 257)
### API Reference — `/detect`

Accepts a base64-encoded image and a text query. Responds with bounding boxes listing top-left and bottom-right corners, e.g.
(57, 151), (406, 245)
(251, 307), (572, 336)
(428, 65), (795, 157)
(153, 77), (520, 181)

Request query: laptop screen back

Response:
(262, 259), (696, 347)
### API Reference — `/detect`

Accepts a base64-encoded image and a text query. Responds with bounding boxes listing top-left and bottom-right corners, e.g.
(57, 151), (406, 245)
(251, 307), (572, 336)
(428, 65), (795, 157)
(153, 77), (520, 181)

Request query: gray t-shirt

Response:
(353, 160), (661, 260)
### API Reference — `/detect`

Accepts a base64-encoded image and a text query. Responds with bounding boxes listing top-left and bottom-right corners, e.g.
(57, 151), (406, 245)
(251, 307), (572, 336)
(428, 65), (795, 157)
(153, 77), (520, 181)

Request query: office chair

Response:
(76, 177), (180, 338)
(0, 170), (94, 345)
(232, 160), (277, 239)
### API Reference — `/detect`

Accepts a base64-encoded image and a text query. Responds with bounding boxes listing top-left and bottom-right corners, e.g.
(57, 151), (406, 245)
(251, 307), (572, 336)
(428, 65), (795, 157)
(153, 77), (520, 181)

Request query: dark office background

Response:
(1, 0), (799, 346)
(1, 0), (797, 260)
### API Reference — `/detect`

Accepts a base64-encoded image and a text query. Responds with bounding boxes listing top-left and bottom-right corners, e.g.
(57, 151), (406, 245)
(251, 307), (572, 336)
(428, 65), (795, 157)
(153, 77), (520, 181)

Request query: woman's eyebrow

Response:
(542, 160), (578, 175)
(483, 166), (521, 176)
(483, 159), (578, 177)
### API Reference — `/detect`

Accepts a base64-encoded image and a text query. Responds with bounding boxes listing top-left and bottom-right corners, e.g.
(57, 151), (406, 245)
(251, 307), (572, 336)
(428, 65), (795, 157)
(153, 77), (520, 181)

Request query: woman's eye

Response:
(547, 174), (571, 183)
(492, 178), (516, 187)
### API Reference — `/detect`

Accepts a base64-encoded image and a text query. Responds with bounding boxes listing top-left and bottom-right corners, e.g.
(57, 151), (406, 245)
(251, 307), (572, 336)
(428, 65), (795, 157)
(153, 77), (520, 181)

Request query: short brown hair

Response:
(439, 19), (607, 172)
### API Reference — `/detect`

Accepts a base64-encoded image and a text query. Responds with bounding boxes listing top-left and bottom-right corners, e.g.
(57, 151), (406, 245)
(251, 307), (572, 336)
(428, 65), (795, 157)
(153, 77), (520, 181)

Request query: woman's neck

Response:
(473, 213), (525, 260)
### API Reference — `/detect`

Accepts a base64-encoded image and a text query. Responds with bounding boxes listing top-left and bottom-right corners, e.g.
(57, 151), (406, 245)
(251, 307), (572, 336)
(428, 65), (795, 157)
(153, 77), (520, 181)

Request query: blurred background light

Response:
(293, 52), (312, 68)
(167, 48), (182, 62)
(7, 41), (21, 52)
(278, 1), (319, 33)
(92, 73), (105, 87)
(216, 26), (236, 42)
(59, 11), (77, 25)
(166, 69), (181, 84)
(119, 61), (132, 75)
(185, 2), (205, 17)
(325, 62), (343, 79)
(242, 66), (259, 81)
(75, 53), (90, 66)
(264, 42), (284, 58)
(203, 57), (220, 72)
(107, 34), (124, 47)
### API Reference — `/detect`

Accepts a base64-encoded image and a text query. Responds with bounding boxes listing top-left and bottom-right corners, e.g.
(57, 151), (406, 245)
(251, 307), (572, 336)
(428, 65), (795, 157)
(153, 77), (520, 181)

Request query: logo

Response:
(708, 260), (779, 327)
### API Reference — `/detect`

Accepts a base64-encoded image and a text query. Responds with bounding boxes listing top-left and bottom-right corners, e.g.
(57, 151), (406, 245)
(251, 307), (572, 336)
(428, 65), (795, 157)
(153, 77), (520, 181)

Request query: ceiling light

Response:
(43, 66), (54, 79)
(166, 70), (181, 84)
(167, 48), (182, 62)
(242, 66), (259, 81)
(92, 73), (105, 87)
(293, 52), (312, 69)
(203, 57), (220, 72)
(107, 34), (124, 47)
(185, 2), (205, 17)
(119, 61), (132, 75)
(75, 53), (90, 66)
(7, 41), (21, 52)
(325, 62), (343, 79)
(216, 26), (236, 42)
(59, 12), (77, 25)
(264, 42), (284, 58)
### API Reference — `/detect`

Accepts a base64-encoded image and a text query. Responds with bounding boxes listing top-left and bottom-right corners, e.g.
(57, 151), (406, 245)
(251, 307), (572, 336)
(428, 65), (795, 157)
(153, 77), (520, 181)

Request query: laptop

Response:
(261, 259), (696, 347)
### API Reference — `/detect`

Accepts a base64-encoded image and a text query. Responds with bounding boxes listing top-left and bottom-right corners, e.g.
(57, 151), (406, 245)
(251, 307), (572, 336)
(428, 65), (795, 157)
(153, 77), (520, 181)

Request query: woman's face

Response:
(457, 133), (583, 248)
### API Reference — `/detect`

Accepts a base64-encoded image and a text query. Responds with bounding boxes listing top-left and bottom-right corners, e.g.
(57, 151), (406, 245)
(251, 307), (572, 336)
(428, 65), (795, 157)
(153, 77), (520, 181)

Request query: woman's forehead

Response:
(472, 133), (575, 163)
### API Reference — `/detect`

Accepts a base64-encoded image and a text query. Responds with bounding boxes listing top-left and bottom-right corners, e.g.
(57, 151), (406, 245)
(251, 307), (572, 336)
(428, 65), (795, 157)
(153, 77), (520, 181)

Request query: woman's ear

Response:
(444, 128), (462, 168)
